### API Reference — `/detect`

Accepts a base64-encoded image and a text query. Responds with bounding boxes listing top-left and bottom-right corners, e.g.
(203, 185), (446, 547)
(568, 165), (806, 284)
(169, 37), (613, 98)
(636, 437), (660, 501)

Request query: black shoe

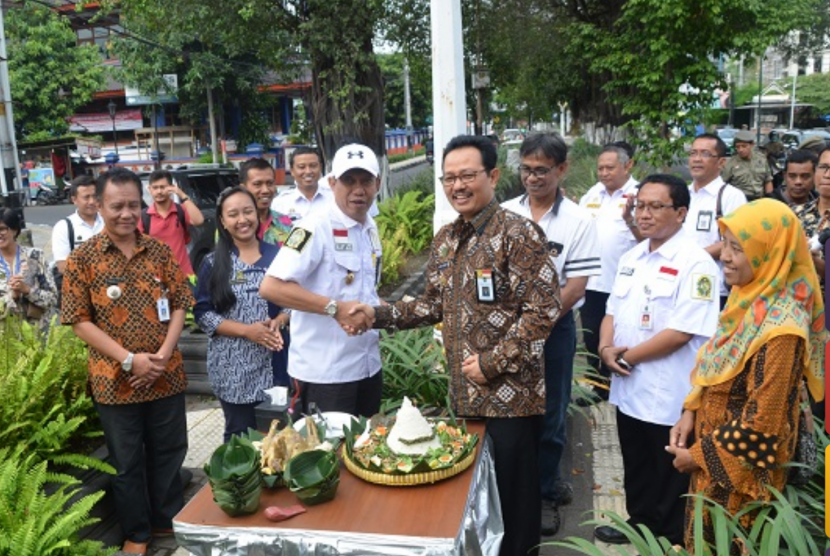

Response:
(594, 525), (629, 544)
(552, 480), (574, 506)
(541, 500), (561, 536)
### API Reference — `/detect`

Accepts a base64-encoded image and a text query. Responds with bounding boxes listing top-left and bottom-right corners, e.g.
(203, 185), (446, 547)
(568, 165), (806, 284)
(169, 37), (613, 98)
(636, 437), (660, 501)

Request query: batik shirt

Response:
(375, 200), (561, 418)
(0, 245), (57, 329)
(62, 231), (194, 405)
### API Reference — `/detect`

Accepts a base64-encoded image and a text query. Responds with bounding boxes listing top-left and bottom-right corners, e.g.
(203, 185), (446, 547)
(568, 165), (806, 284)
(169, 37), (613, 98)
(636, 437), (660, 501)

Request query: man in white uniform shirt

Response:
(595, 174), (720, 547)
(503, 132), (600, 537)
(683, 133), (747, 308)
(51, 175), (104, 295)
(578, 143), (642, 400)
(260, 144), (383, 417)
(271, 146), (332, 223)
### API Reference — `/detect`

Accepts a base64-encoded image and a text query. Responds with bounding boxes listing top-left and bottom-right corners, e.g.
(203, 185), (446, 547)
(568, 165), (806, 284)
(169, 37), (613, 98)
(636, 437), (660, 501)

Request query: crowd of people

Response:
(4, 129), (824, 556)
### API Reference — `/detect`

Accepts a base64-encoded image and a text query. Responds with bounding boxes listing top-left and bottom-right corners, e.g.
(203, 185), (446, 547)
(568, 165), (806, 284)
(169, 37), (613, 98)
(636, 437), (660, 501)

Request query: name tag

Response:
(696, 211), (713, 232)
(476, 269), (495, 303)
(334, 243), (353, 252)
(157, 297), (170, 322)
(620, 267), (635, 277)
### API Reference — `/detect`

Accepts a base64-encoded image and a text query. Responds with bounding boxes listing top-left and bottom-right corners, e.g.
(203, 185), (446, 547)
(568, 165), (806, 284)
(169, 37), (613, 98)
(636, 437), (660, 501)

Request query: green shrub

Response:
(388, 147), (425, 165)
(0, 317), (103, 462)
(0, 447), (116, 556)
(379, 328), (449, 414)
(375, 189), (435, 285)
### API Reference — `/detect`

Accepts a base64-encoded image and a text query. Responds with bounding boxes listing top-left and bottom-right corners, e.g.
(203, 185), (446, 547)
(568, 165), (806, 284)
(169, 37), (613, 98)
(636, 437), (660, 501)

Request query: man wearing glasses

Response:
(595, 174), (720, 547)
(683, 133), (747, 308)
(353, 135), (561, 556)
(502, 132), (600, 537)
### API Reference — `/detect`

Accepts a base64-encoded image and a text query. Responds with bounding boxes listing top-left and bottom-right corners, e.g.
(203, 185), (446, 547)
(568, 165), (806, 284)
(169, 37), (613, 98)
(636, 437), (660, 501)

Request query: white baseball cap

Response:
(331, 144), (380, 179)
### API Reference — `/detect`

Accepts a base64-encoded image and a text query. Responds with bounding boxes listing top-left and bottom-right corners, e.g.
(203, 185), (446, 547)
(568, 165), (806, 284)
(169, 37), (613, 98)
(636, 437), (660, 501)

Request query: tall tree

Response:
(6, 1), (105, 140)
(377, 52), (431, 130)
(110, 0), (388, 164)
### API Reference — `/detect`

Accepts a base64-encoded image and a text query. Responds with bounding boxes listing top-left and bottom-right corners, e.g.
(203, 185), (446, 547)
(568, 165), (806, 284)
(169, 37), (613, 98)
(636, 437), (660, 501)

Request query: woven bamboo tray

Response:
(342, 448), (476, 486)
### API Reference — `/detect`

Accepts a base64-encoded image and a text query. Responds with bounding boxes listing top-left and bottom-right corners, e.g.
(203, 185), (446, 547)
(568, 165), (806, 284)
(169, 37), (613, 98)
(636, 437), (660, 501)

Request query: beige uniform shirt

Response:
(721, 149), (771, 200)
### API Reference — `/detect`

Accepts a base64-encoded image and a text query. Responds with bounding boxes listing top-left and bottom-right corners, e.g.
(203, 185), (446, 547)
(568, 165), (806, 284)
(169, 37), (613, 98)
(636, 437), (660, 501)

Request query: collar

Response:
(147, 201), (179, 217)
(692, 176), (725, 195)
(598, 176), (638, 198)
(519, 188), (564, 217)
(331, 201), (375, 231)
(633, 227), (687, 261)
(74, 210), (103, 227)
(99, 229), (146, 254)
(453, 198), (499, 236)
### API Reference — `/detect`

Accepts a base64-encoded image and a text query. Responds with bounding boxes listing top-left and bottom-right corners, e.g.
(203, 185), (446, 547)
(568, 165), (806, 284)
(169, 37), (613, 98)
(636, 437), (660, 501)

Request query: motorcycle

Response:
(33, 182), (61, 206)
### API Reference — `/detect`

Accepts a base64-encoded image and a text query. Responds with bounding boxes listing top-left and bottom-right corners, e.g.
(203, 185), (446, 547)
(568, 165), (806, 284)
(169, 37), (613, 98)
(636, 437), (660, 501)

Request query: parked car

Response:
(716, 127), (738, 154)
(501, 128), (525, 146)
(780, 129), (830, 152)
(139, 164), (239, 273)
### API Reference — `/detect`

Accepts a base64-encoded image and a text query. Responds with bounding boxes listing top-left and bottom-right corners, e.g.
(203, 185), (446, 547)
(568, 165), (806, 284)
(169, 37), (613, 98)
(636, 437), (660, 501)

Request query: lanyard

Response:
(0, 246), (21, 279)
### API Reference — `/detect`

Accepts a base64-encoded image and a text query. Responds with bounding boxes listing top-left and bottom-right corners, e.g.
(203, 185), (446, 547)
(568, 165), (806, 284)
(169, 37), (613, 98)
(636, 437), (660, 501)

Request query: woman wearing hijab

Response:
(666, 199), (825, 550)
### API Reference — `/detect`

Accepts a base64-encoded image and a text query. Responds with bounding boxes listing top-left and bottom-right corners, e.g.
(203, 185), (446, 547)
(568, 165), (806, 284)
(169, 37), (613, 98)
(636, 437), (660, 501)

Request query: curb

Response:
(389, 155), (427, 172)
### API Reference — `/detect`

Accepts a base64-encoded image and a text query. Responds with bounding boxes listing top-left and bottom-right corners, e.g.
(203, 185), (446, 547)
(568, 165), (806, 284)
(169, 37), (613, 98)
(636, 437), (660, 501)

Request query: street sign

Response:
(125, 74), (179, 106)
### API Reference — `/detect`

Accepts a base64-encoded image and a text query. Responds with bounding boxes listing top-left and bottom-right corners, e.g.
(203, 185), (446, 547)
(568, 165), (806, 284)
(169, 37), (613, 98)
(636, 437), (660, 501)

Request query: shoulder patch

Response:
(284, 227), (312, 252)
(691, 273), (715, 301)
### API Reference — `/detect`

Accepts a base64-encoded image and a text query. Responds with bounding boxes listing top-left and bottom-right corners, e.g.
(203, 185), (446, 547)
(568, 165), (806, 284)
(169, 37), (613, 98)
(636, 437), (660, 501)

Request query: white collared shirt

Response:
(579, 177), (640, 293)
(270, 187), (332, 224)
(267, 203), (382, 384)
(51, 211), (104, 263)
(607, 229), (720, 426)
(683, 177), (747, 296)
(502, 193), (600, 300)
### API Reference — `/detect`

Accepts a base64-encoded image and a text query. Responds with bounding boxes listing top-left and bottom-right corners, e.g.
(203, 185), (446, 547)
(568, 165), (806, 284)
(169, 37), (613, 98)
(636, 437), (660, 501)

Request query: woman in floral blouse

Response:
(0, 208), (57, 329)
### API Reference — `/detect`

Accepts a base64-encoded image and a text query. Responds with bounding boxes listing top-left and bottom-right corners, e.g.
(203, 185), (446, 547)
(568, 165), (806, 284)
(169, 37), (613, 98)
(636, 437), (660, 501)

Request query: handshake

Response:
(335, 301), (376, 336)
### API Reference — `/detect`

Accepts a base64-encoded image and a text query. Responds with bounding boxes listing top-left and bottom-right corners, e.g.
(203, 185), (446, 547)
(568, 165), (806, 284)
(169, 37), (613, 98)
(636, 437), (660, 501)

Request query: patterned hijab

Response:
(685, 199), (825, 410)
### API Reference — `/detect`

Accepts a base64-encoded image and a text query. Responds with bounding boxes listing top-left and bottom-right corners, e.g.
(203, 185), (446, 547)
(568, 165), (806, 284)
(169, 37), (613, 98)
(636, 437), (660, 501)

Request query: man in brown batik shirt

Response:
(62, 168), (194, 556)
(353, 135), (561, 556)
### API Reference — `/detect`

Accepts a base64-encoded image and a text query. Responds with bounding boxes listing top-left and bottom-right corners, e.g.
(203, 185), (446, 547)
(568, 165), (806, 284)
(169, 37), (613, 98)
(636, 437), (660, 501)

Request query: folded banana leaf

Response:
(284, 450), (340, 505)
(204, 436), (263, 517)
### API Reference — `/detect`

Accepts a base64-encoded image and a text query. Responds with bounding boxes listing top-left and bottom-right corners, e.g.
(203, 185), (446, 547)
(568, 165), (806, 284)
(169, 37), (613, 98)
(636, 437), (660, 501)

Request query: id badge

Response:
(696, 210), (713, 232)
(476, 269), (495, 303)
(157, 297), (171, 322)
(639, 302), (653, 330)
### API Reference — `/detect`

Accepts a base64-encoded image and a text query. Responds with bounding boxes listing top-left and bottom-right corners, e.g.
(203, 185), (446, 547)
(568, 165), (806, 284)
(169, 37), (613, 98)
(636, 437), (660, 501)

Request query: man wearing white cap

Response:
(260, 144), (383, 417)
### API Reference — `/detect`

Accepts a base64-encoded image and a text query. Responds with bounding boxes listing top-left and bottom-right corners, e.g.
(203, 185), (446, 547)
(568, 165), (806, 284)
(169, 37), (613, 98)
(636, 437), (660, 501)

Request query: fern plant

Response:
(0, 447), (116, 556)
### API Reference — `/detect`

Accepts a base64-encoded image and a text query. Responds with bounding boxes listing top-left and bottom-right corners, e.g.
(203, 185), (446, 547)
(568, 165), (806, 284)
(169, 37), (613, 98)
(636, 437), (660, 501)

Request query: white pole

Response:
(430, 0), (466, 232)
(0, 8), (20, 198)
(789, 72), (797, 130)
(404, 58), (413, 154)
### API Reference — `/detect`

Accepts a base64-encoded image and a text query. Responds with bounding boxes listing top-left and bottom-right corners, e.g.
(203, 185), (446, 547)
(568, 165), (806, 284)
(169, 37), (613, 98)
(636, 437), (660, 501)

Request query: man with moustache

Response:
(683, 133), (747, 308)
(259, 144), (384, 417)
(771, 149), (818, 209)
(503, 132), (600, 536)
(352, 135), (561, 556)
(61, 168), (193, 555)
(595, 174), (720, 547)
(579, 143), (642, 401)
(272, 146), (331, 223)
(239, 157), (293, 247)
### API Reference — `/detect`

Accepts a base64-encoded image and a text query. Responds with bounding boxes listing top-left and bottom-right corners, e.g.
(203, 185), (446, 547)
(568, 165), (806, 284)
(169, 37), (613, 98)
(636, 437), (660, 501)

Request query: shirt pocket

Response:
(648, 280), (676, 329)
(332, 252), (362, 295)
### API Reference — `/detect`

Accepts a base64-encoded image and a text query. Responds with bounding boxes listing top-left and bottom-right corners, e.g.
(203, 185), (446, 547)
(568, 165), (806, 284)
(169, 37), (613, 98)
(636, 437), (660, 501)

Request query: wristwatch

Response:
(324, 299), (338, 318)
(121, 352), (135, 374)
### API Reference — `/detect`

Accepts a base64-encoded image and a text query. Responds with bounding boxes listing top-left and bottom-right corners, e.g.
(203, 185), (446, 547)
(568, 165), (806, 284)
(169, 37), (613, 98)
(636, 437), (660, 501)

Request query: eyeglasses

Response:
(518, 165), (553, 179)
(688, 150), (720, 159)
(817, 164), (830, 174)
(440, 169), (488, 187)
(633, 201), (677, 213)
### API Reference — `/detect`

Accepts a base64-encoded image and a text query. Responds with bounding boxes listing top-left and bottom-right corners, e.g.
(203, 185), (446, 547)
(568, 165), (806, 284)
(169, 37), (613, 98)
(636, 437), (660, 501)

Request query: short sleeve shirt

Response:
(266, 203), (382, 384)
(51, 211), (104, 264)
(607, 230), (720, 426)
(579, 177), (640, 293)
(61, 232), (195, 405)
(683, 178), (747, 296)
(271, 188), (332, 224)
(721, 150), (772, 200)
(502, 192), (600, 297)
(138, 203), (194, 276)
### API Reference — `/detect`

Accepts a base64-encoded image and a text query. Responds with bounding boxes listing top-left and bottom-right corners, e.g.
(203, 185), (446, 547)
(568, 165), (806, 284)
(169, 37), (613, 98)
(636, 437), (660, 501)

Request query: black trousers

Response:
(487, 415), (543, 556)
(218, 398), (261, 443)
(580, 290), (611, 398)
(616, 408), (689, 545)
(96, 393), (188, 543)
(297, 371), (382, 418)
